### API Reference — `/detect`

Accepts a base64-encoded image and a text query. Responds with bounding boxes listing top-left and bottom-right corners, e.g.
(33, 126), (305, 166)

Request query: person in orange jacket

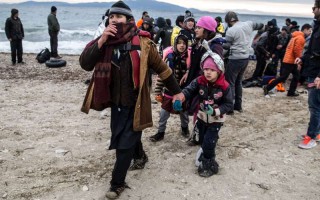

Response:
(263, 27), (305, 96)
(136, 11), (148, 28)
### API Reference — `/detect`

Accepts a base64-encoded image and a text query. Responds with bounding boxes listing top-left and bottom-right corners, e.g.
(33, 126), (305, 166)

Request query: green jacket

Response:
(47, 13), (60, 32)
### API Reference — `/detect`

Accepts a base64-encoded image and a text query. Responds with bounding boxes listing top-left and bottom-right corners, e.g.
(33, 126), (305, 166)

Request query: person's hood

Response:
(173, 34), (188, 54)
(268, 27), (279, 35)
(271, 18), (278, 27)
(157, 17), (166, 28)
(292, 31), (304, 38)
(198, 74), (229, 91)
(208, 34), (226, 45)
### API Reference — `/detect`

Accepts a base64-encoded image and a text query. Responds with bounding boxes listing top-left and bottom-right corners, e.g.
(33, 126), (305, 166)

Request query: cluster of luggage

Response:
(36, 48), (66, 68)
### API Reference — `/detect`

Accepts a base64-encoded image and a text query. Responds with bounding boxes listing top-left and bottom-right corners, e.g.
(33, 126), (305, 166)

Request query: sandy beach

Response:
(0, 53), (319, 200)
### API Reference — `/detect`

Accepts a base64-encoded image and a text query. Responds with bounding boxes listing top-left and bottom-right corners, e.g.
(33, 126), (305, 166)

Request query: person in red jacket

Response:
(263, 28), (305, 97)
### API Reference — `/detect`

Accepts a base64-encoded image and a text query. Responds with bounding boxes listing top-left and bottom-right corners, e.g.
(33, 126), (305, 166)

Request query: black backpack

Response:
(36, 48), (51, 63)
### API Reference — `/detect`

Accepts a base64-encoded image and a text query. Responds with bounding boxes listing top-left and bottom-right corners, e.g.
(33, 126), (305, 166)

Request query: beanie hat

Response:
(315, 0), (320, 7)
(105, 9), (110, 16)
(184, 15), (195, 23)
(196, 16), (217, 32)
(109, 1), (133, 17)
(11, 8), (18, 16)
(202, 57), (221, 73)
(142, 17), (153, 26)
(184, 11), (194, 23)
(51, 6), (57, 12)
(225, 11), (238, 23)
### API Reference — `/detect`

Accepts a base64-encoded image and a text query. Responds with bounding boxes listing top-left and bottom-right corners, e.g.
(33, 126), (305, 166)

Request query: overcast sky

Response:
(0, 0), (315, 17)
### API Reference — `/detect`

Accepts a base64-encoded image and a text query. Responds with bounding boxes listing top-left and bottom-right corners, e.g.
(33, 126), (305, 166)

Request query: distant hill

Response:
(1, 0), (201, 13)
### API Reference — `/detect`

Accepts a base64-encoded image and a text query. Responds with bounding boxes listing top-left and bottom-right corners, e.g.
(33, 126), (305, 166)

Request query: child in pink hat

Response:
(174, 54), (233, 177)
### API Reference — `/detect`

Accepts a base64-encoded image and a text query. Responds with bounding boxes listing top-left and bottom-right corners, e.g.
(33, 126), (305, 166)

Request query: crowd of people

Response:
(4, 0), (320, 199)
(78, 1), (320, 199)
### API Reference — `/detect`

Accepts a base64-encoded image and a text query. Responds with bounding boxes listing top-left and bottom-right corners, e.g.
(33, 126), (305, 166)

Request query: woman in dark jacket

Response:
(181, 16), (225, 133)
(183, 16), (224, 85)
(154, 17), (172, 56)
(140, 17), (155, 40)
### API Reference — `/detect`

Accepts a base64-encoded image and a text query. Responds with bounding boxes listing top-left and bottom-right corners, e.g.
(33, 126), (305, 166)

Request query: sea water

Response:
(0, 3), (313, 55)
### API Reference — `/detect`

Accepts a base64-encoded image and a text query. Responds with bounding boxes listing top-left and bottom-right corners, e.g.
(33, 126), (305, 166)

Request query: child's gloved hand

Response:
(173, 100), (182, 111)
(155, 94), (163, 103)
(200, 104), (215, 115)
(204, 105), (214, 115)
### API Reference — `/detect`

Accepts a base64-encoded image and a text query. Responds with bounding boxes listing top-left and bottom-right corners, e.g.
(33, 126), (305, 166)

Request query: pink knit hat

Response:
(196, 16), (217, 32)
(202, 57), (221, 73)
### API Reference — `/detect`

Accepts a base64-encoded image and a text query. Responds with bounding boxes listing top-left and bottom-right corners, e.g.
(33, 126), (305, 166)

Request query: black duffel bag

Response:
(36, 48), (51, 63)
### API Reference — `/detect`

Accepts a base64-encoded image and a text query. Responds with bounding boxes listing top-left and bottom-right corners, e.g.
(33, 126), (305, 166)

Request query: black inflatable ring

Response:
(45, 59), (67, 68)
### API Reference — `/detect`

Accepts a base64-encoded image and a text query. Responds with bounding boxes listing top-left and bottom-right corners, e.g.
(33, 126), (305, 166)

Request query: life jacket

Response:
(268, 79), (286, 92)
(277, 83), (285, 92)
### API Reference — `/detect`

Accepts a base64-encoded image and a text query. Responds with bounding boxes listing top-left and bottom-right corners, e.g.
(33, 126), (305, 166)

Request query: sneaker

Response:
(298, 136), (317, 149)
(186, 138), (199, 146)
(287, 91), (299, 97)
(52, 55), (62, 59)
(149, 132), (164, 142)
(301, 134), (320, 142)
(198, 156), (219, 177)
(129, 153), (148, 171)
(263, 85), (269, 96)
(181, 127), (190, 138)
(234, 108), (243, 113)
(317, 134), (320, 142)
(105, 184), (130, 199)
(226, 110), (234, 115)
